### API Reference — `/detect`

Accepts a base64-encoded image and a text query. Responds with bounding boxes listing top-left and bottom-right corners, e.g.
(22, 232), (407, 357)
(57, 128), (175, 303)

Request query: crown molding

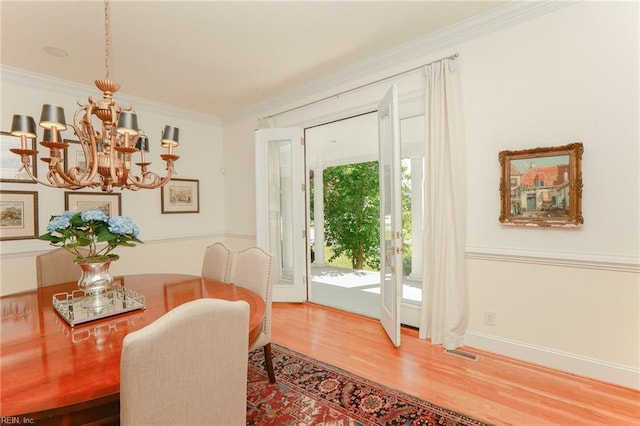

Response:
(223, 0), (579, 124)
(1, 65), (220, 125)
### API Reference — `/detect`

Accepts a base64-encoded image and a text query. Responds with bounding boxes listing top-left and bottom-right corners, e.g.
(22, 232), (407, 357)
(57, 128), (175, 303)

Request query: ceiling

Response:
(1, 1), (506, 120)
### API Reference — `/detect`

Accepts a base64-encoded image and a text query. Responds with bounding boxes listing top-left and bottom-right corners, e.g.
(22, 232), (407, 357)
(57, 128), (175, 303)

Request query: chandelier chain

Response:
(104, 0), (111, 81)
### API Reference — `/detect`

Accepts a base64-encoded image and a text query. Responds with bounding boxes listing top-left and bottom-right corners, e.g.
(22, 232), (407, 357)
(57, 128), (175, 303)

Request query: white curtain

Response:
(419, 56), (468, 350)
(256, 117), (275, 129)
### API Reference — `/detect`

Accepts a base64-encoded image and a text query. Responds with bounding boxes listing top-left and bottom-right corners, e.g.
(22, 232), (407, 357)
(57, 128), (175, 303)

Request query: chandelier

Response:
(9, 0), (180, 192)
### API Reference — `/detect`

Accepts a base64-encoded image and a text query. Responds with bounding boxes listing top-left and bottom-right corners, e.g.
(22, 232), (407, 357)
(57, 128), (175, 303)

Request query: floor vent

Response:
(444, 349), (480, 362)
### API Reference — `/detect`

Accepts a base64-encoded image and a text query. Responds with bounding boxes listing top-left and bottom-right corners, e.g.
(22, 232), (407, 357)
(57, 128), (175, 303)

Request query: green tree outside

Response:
(323, 161), (381, 270)
(311, 159), (413, 273)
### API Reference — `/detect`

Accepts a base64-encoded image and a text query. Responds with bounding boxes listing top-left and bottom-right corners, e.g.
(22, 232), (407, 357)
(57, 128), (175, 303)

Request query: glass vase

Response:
(76, 259), (115, 310)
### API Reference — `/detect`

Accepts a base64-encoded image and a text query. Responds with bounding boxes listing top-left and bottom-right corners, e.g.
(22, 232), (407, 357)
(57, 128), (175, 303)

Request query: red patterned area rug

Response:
(247, 344), (491, 426)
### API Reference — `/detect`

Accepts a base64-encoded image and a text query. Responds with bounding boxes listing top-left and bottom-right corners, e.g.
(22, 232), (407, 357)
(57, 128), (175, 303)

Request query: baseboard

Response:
(464, 331), (640, 390)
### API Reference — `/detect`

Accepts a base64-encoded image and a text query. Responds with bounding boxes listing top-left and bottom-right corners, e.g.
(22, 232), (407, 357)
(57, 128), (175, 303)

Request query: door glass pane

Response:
(267, 140), (294, 285)
(399, 115), (424, 307)
(379, 109), (394, 315)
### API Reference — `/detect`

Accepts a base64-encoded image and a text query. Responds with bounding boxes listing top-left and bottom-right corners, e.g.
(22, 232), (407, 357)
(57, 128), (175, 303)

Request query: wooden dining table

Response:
(0, 273), (265, 425)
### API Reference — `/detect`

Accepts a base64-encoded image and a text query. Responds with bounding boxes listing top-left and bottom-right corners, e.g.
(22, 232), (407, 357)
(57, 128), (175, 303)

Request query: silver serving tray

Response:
(52, 285), (146, 327)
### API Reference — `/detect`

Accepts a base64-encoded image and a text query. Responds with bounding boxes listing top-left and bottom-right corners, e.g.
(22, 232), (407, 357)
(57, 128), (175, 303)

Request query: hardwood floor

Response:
(271, 302), (640, 426)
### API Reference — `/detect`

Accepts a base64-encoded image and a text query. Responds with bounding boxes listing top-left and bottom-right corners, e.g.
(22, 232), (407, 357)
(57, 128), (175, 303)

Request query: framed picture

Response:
(62, 139), (88, 174)
(0, 190), (39, 240)
(161, 178), (199, 214)
(0, 131), (37, 183)
(499, 142), (583, 227)
(65, 192), (122, 216)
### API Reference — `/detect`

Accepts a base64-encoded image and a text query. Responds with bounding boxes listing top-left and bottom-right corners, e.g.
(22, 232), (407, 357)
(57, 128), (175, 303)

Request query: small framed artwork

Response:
(65, 191), (122, 216)
(0, 190), (39, 240)
(62, 139), (88, 174)
(161, 178), (199, 214)
(499, 142), (583, 228)
(0, 131), (38, 183)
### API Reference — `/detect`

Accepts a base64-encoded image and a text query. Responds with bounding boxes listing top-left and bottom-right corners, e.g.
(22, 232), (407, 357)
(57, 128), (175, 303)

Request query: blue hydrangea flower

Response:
(81, 208), (109, 223)
(46, 215), (71, 233)
(108, 216), (139, 237)
(41, 209), (142, 259)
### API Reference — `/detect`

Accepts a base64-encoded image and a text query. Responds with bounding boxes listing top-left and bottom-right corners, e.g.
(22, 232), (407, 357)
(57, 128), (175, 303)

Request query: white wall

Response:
(0, 68), (225, 294)
(222, 114), (259, 238)
(223, 1), (639, 388)
(462, 0), (639, 259)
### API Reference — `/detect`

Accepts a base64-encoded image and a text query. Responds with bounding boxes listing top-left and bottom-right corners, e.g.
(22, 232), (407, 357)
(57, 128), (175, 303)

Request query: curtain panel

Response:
(419, 57), (469, 349)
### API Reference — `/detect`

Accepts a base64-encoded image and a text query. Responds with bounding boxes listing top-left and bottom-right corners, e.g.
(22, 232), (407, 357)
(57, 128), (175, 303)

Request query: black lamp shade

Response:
(43, 128), (61, 142)
(10, 114), (37, 137)
(135, 135), (150, 152)
(161, 125), (179, 147)
(39, 104), (67, 130)
(117, 111), (139, 135)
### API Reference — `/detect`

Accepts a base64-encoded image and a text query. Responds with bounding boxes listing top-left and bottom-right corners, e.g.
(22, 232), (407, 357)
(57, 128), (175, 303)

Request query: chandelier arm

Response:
(14, 153), (40, 183)
(67, 122), (101, 185)
(116, 153), (130, 187)
(9, 143), (86, 190)
(43, 167), (87, 190)
(67, 120), (101, 187)
(126, 167), (175, 189)
(12, 159), (83, 190)
(48, 160), (94, 188)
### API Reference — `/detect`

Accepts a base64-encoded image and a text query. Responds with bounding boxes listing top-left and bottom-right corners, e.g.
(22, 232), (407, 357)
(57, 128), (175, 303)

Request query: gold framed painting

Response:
(161, 178), (199, 214)
(65, 191), (122, 216)
(0, 190), (39, 240)
(499, 142), (583, 228)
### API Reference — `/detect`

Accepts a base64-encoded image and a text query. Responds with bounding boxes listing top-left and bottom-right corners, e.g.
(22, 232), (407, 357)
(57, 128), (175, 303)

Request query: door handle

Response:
(385, 248), (395, 274)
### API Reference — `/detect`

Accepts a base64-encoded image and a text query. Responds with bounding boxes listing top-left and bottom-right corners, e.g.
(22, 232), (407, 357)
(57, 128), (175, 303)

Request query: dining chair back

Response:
(36, 247), (90, 287)
(120, 298), (250, 426)
(201, 242), (232, 282)
(233, 246), (276, 382)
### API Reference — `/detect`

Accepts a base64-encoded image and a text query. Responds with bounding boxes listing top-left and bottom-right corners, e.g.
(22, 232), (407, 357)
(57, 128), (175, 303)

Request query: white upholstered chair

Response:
(120, 298), (250, 426)
(201, 242), (232, 282)
(36, 247), (90, 287)
(234, 246), (275, 383)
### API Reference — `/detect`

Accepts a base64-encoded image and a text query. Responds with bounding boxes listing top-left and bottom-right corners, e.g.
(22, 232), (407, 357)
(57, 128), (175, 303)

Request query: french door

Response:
(254, 128), (306, 302)
(254, 86), (403, 336)
(378, 84), (402, 347)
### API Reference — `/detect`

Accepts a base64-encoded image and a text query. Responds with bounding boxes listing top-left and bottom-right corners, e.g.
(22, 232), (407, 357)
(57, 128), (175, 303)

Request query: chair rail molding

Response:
(465, 245), (640, 273)
(0, 233), (226, 259)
